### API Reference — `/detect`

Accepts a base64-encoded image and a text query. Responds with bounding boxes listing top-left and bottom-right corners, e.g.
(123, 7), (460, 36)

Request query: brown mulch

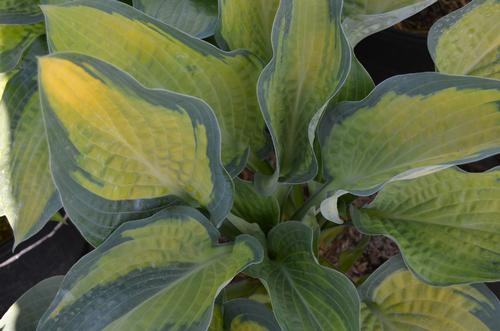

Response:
(321, 226), (399, 283)
(394, 0), (472, 34)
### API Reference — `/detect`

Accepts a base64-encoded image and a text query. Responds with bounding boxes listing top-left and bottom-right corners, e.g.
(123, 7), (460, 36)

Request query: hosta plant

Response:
(1, 0), (500, 330)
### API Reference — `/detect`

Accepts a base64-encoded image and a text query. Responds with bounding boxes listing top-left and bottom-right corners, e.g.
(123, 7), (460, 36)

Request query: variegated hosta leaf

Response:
(42, 0), (266, 176)
(222, 298), (280, 331)
(218, 0), (279, 62)
(318, 73), (500, 223)
(132, 0), (218, 38)
(0, 0), (43, 23)
(248, 222), (359, 331)
(352, 168), (500, 285)
(0, 38), (61, 247)
(0, 21), (45, 73)
(38, 207), (263, 331)
(232, 179), (280, 232)
(428, 0), (500, 79)
(342, 0), (437, 46)
(39, 52), (232, 246)
(359, 256), (500, 331)
(258, 0), (350, 184)
(0, 276), (63, 331)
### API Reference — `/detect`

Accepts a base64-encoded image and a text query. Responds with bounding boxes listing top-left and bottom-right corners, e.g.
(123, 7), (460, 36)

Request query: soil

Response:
(394, 0), (471, 34)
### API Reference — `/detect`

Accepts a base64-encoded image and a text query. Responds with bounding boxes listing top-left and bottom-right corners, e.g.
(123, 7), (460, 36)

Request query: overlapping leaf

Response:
(428, 0), (500, 79)
(342, 0), (437, 46)
(352, 168), (500, 285)
(133, 0), (218, 38)
(359, 256), (500, 331)
(332, 56), (374, 104)
(221, 298), (280, 331)
(0, 0), (43, 23)
(218, 0), (279, 62)
(42, 0), (266, 176)
(248, 222), (359, 331)
(39, 52), (232, 245)
(0, 21), (44, 73)
(0, 38), (61, 247)
(318, 73), (500, 222)
(38, 207), (263, 331)
(257, 0), (351, 184)
(232, 179), (280, 232)
(0, 276), (63, 331)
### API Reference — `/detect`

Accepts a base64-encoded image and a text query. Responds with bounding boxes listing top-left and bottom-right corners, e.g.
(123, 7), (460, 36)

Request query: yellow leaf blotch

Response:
(39, 56), (213, 205)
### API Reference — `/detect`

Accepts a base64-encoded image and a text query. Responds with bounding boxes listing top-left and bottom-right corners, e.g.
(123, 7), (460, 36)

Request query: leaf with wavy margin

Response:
(42, 0), (267, 176)
(428, 0), (500, 79)
(39, 52), (232, 245)
(359, 256), (500, 331)
(318, 73), (500, 223)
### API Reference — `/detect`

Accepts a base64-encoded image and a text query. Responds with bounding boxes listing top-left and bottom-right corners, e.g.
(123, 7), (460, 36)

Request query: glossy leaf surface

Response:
(39, 53), (232, 245)
(319, 73), (500, 222)
(359, 256), (500, 331)
(248, 222), (359, 331)
(38, 207), (263, 331)
(258, 0), (350, 184)
(42, 0), (266, 176)
(428, 0), (500, 79)
(218, 0), (279, 61)
(0, 38), (61, 246)
(133, 0), (218, 38)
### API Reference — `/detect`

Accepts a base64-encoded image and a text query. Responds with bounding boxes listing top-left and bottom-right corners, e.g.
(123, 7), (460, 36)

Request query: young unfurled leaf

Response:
(218, 0), (279, 62)
(133, 0), (218, 38)
(342, 0), (437, 46)
(39, 53), (232, 245)
(232, 179), (280, 232)
(42, 0), (266, 176)
(0, 276), (63, 331)
(258, 0), (350, 184)
(318, 73), (500, 222)
(352, 168), (500, 285)
(0, 21), (44, 73)
(38, 207), (263, 331)
(428, 0), (500, 79)
(0, 38), (61, 247)
(247, 222), (359, 331)
(222, 298), (280, 331)
(359, 256), (500, 331)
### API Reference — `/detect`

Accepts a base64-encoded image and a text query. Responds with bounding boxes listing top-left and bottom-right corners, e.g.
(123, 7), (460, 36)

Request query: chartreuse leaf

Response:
(232, 179), (280, 232)
(248, 222), (359, 331)
(0, 38), (61, 247)
(342, 0), (437, 46)
(222, 298), (280, 331)
(318, 73), (500, 223)
(0, 0), (43, 23)
(428, 0), (500, 79)
(39, 52), (232, 246)
(218, 0), (279, 62)
(132, 0), (218, 38)
(37, 207), (263, 331)
(0, 276), (63, 331)
(359, 256), (500, 331)
(0, 21), (45, 73)
(258, 0), (350, 184)
(42, 0), (266, 176)
(352, 168), (500, 285)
